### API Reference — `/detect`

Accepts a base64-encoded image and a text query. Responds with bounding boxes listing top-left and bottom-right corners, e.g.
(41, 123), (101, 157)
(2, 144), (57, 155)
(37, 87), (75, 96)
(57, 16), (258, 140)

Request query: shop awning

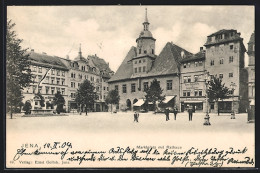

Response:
(163, 95), (176, 103)
(184, 100), (203, 103)
(133, 99), (145, 106)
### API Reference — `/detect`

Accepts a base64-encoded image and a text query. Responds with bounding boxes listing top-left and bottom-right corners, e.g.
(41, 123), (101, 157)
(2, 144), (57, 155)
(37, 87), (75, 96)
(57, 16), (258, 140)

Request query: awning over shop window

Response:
(183, 100), (203, 103)
(162, 95), (176, 103)
(133, 99), (145, 106)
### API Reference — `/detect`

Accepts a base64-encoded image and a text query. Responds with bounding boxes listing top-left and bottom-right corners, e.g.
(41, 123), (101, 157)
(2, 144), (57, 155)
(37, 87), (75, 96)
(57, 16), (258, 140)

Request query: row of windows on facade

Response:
(71, 63), (97, 73)
(134, 66), (146, 73)
(183, 72), (234, 83)
(183, 61), (203, 68)
(138, 49), (154, 55)
(135, 58), (146, 64)
(183, 90), (203, 97)
(114, 80), (173, 93)
(210, 56), (234, 66)
(209, 44), (234, 51)
(208, 32), (235, 42)
(70, 92), (106, 100)
(70, 81), (109, 91)
(29, 86), (65, 95)
(70, 73), (100, 82)
(32, 75), (66, 85)
(32, 66), (65, 76)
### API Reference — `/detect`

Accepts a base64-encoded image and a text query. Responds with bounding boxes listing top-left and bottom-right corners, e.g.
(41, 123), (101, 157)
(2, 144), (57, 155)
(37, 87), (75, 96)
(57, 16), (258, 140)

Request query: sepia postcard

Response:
(5, 5), (255, 169)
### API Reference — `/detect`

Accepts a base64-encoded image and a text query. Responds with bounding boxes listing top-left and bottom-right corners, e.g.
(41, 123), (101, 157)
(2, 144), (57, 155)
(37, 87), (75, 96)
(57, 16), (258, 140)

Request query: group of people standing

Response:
(165, 106), (194, 121)
(165, 107), (178, 121)
(134, 106), (194, 122)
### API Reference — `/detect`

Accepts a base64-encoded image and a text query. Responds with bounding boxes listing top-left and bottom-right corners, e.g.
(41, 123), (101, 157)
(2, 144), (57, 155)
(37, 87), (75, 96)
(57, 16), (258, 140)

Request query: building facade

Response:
(108, 9), (192, 111)
(247, 31), (255, 105)
(204, 29), (248, 113)
(180, 49), (206, 112)
(23, 48), (113, 113)
(23, 50), (70, 110)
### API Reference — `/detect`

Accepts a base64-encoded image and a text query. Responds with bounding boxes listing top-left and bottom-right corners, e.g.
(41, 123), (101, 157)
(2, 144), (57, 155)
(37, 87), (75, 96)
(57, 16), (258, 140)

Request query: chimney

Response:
(200, 47), (203, 51)
(66, 55), (69, 60)
(42, 52), (46, 55)
(31, 49), (34, 52)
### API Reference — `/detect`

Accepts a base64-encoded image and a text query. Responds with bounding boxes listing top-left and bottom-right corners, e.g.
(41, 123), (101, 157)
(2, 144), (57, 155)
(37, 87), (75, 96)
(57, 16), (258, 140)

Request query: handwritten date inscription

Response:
(13, 142), (254, 167)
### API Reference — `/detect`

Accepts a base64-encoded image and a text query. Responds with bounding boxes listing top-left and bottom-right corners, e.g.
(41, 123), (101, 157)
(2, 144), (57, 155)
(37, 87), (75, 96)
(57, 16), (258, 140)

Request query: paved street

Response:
(6, 112), (254, 168)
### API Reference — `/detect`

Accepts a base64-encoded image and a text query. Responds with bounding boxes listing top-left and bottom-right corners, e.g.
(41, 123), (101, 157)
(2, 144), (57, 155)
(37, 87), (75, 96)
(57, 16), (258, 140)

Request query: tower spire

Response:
(143, 8), (150, 31)
(145, 8), (148, 23)
(79, 43), (82, 59)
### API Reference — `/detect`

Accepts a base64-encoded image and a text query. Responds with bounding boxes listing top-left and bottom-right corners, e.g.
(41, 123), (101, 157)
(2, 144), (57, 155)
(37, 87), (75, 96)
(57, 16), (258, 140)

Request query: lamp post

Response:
(204, 71), (211, 126)
(230, 82), (236, 119)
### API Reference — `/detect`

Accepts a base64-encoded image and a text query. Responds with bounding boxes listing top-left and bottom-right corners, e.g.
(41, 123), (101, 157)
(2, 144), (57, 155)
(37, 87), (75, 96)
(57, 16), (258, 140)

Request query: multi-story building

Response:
(23, 50), (69, 110)
(108, 9), (192, 111)
(23, 47), (113, 112)
(180, 48), (206, 112)
(247, 31), (255, 105)
(204, 29), (248, 113)
(60, 45), (113, 112)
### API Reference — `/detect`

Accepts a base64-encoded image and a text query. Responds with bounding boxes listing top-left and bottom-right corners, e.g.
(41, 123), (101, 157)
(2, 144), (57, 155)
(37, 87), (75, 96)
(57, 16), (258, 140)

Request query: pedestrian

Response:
(134, 111), (139, 122)
(173, 106), (178, 120)
(188, 106), (193, 121)
(165, 108), (170, 121)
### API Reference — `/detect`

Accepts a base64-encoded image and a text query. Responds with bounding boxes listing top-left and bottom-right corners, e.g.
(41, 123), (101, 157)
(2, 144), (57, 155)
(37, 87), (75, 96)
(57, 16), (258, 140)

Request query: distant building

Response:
(108, 9), (192, 111)
(247, 31), (255, 106)
(204, 29), (248, 113)
(23, 47), (113, 113)
(180, 48), (206, 112)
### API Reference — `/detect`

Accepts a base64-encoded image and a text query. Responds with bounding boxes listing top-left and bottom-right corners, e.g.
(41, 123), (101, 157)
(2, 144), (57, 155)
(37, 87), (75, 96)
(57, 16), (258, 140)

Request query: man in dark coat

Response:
(165, 108), (170, 121)
(134, 111), (139, 122)
(188, 106), (193, 121)
(173, 106), (178, 120)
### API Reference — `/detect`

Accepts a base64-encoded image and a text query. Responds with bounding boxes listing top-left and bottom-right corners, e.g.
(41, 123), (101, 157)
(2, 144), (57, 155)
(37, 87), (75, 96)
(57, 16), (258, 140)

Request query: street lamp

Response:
(230, 82), (236, 119)
(204, 71), (211, 126)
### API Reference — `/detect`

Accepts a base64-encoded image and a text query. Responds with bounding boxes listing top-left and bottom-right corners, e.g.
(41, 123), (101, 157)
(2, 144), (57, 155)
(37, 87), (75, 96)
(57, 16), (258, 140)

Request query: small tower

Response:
(133, 9), (156, 75)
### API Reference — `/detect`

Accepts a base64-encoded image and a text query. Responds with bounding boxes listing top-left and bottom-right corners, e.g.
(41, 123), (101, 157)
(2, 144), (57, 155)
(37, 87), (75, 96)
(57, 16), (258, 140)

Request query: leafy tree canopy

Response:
(145, 79), (165, 105)
(75, 80), (98, 115)
(6, 19), (32, 118)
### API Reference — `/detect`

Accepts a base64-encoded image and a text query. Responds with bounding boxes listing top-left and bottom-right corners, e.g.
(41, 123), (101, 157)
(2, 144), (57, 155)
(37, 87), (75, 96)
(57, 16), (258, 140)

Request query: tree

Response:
(144, 79), (165, 112)
(75, 80), (97, 115)
(207, 75), (232, 115)
(105, 89), (120, 113)
(23, 100), (32, 115)
(53, 91), (65, 114)
(6, 20), (32, 119)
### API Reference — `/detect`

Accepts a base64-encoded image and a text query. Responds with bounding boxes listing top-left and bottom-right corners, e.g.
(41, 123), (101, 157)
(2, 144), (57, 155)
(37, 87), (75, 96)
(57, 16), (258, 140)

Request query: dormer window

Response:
(183, 64), (186, 68)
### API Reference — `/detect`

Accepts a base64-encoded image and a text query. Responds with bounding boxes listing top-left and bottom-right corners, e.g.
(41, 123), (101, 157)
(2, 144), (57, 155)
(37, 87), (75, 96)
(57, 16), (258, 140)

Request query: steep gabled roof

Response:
(108, 46), (137, 82)
(248, 31), (255, 44)
(28, 51), (68, 71)
(146, 42), (192, 76)
(108, 42), (193, 82)
(88, 55), (113, 78)
(180, 51), (205, 63)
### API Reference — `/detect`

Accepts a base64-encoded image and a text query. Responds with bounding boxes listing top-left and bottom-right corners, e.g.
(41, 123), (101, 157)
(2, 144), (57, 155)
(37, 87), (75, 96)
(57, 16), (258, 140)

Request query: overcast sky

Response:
(7, 6), (254, 71)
